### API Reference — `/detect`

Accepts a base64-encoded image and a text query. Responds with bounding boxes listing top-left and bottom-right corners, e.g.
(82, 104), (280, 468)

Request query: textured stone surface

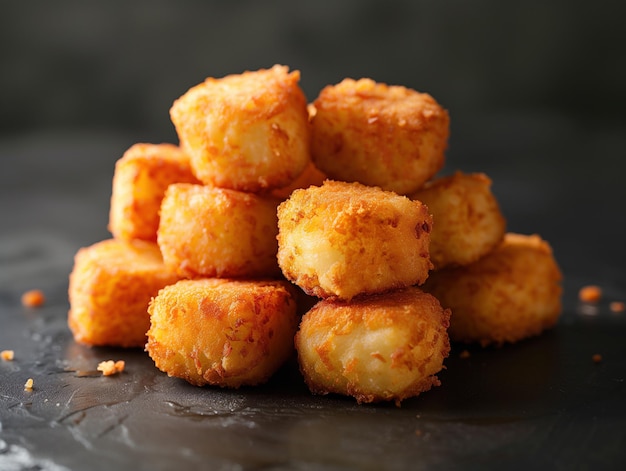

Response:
(1, 123), (625, 469)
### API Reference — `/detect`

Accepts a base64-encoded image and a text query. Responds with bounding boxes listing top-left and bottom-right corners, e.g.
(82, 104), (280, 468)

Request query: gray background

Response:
(1, 0), (624, 144)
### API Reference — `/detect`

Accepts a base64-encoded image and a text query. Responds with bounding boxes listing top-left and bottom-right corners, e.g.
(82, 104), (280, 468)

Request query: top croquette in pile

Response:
(170, 64), (312, 193)
(310, 77), (450, 195)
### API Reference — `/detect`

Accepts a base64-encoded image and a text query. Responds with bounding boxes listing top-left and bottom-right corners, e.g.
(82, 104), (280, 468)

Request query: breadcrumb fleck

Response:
(579, 285), (602, 303)
(21, 289), (46, 307)
(1, 350), (14, 361)
(610, 301), (625, 313)
(592, 353), (603, 363)
(24, 378), (34, 391)
(459, 349), (470, 359)
(97, 360), (125, 376)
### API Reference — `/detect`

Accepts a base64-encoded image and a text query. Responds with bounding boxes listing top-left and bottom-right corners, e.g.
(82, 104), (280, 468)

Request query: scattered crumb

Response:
(24, 378), (34, 391)
(610, 301), (625, 313)
(97, 360), (126, 376)
(1, 350), (14, 361)
(415, 429), (423, 437)
(592, 353), (603, 363)
(459, 349), (470, 359)
(21, 289), (46, 308)
(578, 285), (602, 303)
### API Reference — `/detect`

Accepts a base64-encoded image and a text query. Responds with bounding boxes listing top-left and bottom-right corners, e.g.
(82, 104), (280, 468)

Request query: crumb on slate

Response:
(21, 289), (46, 308)
(1, 350), (14, 361)
(97, 360), (125, 376)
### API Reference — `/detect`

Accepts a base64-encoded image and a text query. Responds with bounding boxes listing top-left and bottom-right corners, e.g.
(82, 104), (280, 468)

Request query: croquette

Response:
(410, 172), (506, 269)
(146, 278), (299, 388)
(68, 239), (181, 347)
(423, 233), (562, 346)
(310, 78), (449, 195)
(170, 64), (311, 192)
(108, 143), (200, 242)
(277, 180), (433, 301)
(295, 286), (450, 405)
(157, 183), (282, 279)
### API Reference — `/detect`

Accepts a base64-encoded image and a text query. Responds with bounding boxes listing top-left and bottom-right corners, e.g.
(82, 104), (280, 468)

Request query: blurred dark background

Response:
(2, 0), (624, 143)
(1, 0), (625, 295)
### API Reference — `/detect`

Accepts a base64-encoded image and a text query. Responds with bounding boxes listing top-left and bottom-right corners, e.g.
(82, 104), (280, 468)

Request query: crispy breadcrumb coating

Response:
(423, 233), (562, 346)
(310, 78), (449, 195)
(170, 64), (311, 192)
(277, 180), (433, 301)
(270, 161), (327, 200)
(410, 172), (506, 269)
(295, 286), (450, 405)
(108, 143), (200, 242)
(68, 239), (181, 347)
(157, 183), (282, 278)
(146, 278), (299, 388)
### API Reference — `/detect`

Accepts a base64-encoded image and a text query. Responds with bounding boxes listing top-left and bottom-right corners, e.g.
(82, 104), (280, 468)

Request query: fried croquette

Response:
(108, 143), (200, 242)
(277, 180), (433, 301)
(310, 78), (449, 195)
(170, 64), (311, 192)
(423, 233), (563, 346)
(146, 278), (299, 388)
(295, 286), (451, 405)
(68, 239), (181, 347)
(410, 172), (506, 269)
(157, 183), (282, 278)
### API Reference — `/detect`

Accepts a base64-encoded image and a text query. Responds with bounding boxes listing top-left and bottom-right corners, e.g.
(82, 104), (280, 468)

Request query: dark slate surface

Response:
(1, 117), (625, 471)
